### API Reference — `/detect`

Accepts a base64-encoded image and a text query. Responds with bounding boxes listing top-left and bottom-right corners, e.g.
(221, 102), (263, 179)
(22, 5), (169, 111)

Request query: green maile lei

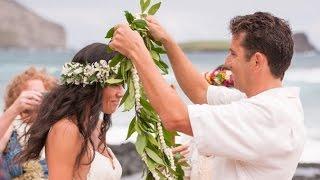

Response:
(105, 1), (188, 179)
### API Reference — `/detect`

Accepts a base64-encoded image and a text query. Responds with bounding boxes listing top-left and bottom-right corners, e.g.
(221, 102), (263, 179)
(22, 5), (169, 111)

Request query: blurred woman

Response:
(0, 67), (57, 179)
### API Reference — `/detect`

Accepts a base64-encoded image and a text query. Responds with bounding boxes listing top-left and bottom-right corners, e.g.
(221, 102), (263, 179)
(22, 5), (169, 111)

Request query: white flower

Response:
(66, 78), (73, 84)
(100, 59), (108, 67)
(94, 62), (100, 68)
(226, 70), (232, 76)
(83, 77), (88, 84)
(225, 70), (232, 80)
(74, 68), (83, 74)
(84, 65), (95, 76)
(61, 65), (69, 75)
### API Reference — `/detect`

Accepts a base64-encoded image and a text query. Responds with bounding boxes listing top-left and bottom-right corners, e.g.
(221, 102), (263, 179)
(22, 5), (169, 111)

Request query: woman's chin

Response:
(102, 107), (117, 114)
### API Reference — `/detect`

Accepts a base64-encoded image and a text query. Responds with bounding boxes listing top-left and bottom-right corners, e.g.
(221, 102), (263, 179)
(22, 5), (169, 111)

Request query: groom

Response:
(110, 12), (305, 179)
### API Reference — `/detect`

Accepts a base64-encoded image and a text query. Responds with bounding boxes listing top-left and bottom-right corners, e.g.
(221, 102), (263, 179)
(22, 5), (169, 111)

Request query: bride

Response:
(18, 43), (124, 180)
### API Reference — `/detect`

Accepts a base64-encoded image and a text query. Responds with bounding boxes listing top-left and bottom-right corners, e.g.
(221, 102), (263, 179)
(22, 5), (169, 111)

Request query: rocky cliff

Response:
(0, 0), (66, 50)
(293, 33), (317, 53)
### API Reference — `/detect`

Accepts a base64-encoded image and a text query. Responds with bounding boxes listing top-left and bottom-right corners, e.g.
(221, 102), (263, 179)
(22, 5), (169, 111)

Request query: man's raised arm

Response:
(146, 16), (209, 104)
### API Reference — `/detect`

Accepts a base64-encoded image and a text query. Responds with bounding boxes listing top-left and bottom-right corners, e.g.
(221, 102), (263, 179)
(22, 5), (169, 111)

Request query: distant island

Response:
(179, 33), (318, 53)
(179, 40), (229, 52)
(293, 32), (317, 53)
(0, 0), (66, 50)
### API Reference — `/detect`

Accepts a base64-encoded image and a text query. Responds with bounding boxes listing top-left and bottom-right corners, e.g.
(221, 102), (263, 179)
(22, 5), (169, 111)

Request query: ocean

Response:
(1, 50), (320, 163)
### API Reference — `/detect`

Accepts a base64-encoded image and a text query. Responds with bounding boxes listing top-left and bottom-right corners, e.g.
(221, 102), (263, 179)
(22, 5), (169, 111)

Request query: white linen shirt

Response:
(188, 86), (306, 180)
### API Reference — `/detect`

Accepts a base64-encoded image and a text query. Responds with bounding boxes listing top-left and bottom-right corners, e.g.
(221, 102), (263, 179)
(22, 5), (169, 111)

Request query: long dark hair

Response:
(18, 43), (115, 168)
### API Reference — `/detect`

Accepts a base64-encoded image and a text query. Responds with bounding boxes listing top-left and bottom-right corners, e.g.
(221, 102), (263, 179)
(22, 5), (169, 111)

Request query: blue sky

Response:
(17, 0), (320, 50)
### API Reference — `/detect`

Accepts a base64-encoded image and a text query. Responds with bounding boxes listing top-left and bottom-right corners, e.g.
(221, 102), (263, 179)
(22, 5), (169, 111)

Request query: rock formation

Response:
(0, 0), (66, 50)
(293, 33), (317, 53)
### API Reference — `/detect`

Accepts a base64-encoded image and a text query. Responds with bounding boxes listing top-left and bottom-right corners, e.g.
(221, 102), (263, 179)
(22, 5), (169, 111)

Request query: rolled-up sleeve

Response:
(207, 86), (246, 105)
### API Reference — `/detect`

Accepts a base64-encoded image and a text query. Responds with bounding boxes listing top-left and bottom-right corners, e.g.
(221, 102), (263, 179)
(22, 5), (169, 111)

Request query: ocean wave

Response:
(285, 68), (320, 83)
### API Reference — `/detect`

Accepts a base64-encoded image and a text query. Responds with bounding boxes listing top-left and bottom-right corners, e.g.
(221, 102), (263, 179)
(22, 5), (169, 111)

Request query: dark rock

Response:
(0, 0), (66, 50)
(293, 33), (317, 53)
(109, 142), (144, 177)
(293, 163), (320, 180)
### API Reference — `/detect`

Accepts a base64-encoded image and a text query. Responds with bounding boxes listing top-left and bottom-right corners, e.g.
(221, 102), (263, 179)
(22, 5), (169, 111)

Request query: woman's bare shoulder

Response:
(47, 118), (82, 152)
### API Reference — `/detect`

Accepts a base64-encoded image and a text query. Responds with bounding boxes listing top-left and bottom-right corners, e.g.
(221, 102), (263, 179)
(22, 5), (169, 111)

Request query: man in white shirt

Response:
(110, 12), (305, 180)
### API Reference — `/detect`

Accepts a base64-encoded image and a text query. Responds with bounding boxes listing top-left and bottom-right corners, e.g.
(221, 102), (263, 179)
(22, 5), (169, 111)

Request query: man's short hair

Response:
(229, 12), (293, 79)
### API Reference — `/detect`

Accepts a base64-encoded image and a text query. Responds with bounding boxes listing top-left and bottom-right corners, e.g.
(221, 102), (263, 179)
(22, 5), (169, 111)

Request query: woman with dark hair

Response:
(18, 43), (124, 179)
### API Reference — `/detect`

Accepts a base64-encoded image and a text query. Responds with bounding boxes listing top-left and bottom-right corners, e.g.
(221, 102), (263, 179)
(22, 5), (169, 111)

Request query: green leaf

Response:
(147, 134), (159, 146)
(124, 60), (133, 71)
(140, 0), (151, 13)
(144, 37), (152, 50)
(148, 2), (161, 15)
(150, 50), (160, 61)
(134, 118), (142, 134)
(106, 45), (113, 53)
(159, 60), (169, 69)
(154, 59), (168, 74)
(163, 129), (177, 147)
(126, 117), (136, 140)
(154, 40), (163, 46)
(106, 78), (123, 84)
(152, 46), (166, 54)
(145, 148), (165, 165)
(135, 134), (147, 154)
(146, 157), (156, 171)
(109, 54), (123, 67)
(105, 27), (115, 38)
(123, 78), (135, 111)
(119, 89), (129, 107)
(140, 121), (156, 133)
(124, 11), (135, 24)
(140, 0), (145, 12)
(132, 19), (147, 29)
(120, 60), (128, 83)
(140, 108), (159, 123)
(140, 98), (155, 112)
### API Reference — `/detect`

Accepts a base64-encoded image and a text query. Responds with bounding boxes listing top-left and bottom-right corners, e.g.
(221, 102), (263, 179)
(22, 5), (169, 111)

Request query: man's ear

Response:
(251, 52), (267, 72)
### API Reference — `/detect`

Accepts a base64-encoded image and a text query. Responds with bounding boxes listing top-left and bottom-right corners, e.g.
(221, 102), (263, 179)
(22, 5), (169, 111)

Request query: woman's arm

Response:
(0, 91), (42, 138)
(0, 126), (13, 153)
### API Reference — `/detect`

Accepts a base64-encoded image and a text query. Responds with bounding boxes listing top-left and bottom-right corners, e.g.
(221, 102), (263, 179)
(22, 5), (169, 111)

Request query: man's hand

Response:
(146, 16), (171, 45)
(109, 24), (149, 61)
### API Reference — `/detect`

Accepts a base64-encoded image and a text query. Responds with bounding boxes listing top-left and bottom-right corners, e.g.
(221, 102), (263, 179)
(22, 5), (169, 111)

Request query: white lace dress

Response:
(87, 148), (122, 180)
(179, 138), (215, 180)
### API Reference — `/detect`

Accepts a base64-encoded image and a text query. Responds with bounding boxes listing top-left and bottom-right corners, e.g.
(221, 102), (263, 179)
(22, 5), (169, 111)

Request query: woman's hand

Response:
(10, 90), (43, 116)
(172, 144), (190, 163)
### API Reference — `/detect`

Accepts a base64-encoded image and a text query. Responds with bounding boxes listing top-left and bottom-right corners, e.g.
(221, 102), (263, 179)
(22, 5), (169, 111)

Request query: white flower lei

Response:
(61, 60), (122, 87)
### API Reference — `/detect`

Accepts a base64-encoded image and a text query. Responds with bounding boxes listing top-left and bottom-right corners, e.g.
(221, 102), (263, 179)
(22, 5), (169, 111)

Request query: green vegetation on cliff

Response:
(179, 40), (229, 52)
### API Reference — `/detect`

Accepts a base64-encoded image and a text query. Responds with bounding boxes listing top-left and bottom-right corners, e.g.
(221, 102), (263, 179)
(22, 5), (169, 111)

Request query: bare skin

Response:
(46, 85), (124, 179)
(0, 80), (44, 151)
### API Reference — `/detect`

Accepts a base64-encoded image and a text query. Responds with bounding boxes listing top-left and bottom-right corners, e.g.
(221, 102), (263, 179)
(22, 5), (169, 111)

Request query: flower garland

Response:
(12, 118), (44, 180)
(61, 60), (123, 87)
(205, 66), (234, 87)
(105, 1), (185, 179)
